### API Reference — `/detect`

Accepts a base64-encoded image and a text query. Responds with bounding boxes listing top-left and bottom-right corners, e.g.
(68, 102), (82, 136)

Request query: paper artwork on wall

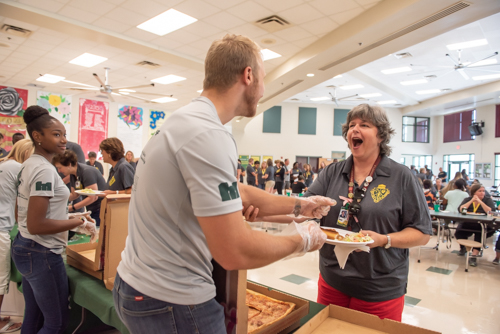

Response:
(37, 91), (72, 138)
(148, 109), (171, 138)
(78, 99), (108, 157)
(117, 105), (143, 157)
(0, 86), (28, 152)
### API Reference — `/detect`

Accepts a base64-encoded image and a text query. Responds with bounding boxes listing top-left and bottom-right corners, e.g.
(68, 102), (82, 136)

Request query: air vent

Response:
(259, 80), (303, 104)
(136, 60), (161, 69)
(290, 98), (300, 101)
(27, 83), (45, 88)
(254, 15), (290, 33)
(0, 24), (32, 38)
(424, 75), (437, 79)
(319, 2), (470, 71)
(393, 52), (412, 59)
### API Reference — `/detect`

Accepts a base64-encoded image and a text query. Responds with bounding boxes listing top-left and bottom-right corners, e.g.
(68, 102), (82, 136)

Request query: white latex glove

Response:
(280, 220), (327, 259)
(80, 219), (98, 243)
(288, 196), (337, 219)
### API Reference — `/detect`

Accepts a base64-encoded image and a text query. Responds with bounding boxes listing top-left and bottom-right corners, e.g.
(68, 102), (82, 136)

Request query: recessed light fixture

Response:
(377, 100), (397, 105)
(120, 92), (130, 95)
(446, 39), (488, 51)
(466, 59), (497, 67)
(416, 89), (441, 95)
(307, 73), (314, 77)
(61, 79), (95, 87)
(197, 89), (203, 93)
(151, 75), (186, 85)
(359, 93), (381, 98)
(111, 92), (121, 96)
(310, 97), (330, 101)
(36, 74), (65, 83)
(69, 53), (108, 67)
(261, 49), (282, 61)
(137, 9), (197, 36)
(381, 67), (412, 74)
(340, 84), (364, 90)
(119, 89), (136, 92)
(472, 73), (500, 81)
(333, 74), (342, 78)
(152, 96), (178, 103)
(400, 79), (427, 86)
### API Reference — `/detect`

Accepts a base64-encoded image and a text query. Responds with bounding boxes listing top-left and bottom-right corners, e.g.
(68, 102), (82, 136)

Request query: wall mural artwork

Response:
(149, 109), (171, 138)
(117, 105), (143, 158)
(78, 99), (108, 157)
(0, 86), (28, 152)
(37, 91), (72, 138)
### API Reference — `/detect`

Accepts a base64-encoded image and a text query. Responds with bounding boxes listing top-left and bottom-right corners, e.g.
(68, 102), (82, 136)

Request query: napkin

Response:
(334, 244), (370, 269)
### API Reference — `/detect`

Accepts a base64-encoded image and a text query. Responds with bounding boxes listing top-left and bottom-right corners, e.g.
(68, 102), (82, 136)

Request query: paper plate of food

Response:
(465, 212), (486, 216)
(321, 227), (374, 246)
(75, 189), (104, 196)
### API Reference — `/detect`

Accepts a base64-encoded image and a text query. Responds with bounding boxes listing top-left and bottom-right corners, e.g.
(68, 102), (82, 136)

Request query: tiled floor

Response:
(248, 223), (500, 334)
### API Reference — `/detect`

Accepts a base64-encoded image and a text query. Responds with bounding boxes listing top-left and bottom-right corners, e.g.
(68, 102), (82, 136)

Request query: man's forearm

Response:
(239, 183), (299, 216)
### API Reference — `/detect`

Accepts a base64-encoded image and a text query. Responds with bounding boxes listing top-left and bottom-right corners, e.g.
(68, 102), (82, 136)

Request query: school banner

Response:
(78, 99), (108, 156)
(0, 86), (28, 152)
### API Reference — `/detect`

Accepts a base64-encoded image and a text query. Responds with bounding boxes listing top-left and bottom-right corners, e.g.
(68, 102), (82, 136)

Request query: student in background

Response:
(303, 163), (314, 187)
(246, 158), (257, 187)
(264, 158), (275, 193)
(274, 160), (285, 195)
(126, 151), (137, 170)
(291, 162), (302, 183)
(99, 138), (135, 196)
(86, 151), (104, 176)
(423, 179), (436, 210)
(292, 175), (307, 194)
(256, 161), (265, 189)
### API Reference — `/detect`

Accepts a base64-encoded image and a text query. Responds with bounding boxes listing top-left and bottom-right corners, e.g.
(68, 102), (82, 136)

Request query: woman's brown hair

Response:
(99, 137), (125, 161)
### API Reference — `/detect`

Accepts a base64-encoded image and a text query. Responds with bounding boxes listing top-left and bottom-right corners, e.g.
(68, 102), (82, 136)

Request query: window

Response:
(495, 154), (500, 187)
(443, 109), (475, 143)
(496, 105), (500, 138)
(298, 107), (317, 135)
(262, 106), (281, 133)
(443, 154), (474, 181)
(411, 155), (433, 170)
(402, 116), (429, 142)
(333, 108), (349, 136)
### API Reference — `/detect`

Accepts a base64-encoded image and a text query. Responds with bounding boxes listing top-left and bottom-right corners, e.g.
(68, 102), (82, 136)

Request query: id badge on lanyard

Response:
(75, 179), (82, 189)
(337, 205), (349, 227)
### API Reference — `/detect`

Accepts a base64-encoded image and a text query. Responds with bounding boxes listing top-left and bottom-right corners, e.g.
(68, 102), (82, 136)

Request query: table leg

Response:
(72, 307), (86, 334)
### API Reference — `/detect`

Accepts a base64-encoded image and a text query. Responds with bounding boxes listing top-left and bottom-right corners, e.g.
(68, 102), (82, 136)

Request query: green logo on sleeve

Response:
(35, 181), (52, 191)
(218, 182), (240, 201)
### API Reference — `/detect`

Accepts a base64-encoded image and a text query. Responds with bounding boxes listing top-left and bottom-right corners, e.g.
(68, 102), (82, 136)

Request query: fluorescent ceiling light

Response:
(37, 74), (65, 83)
(137, 9), (197, 36)
(261, 49), (281, 61)
(152, 96), (178, 103)
(377, 100), (397, 105)
(197, 90), (203, 93)
(446, 39), (488, 51)
(472, 74), (500, 81)
(416, 89), (441, 95)
(69, 53), (108, 67)
(465, 59), (498, 67)
(310, 97), (330, 101)
(307, 73), (314, 77)
(111, 92), (121, 96)
(151, 75), (186, 85)
(333, 75), (342, 78)
(359, 93), (381, 98)
(120, 92), (130, 95)
(61, 79), (95, 88)
(381, 67), (412, 74)
(119, 89), (136, 92)
(340, 84), (363, 90)
(400, 79), (427, 86)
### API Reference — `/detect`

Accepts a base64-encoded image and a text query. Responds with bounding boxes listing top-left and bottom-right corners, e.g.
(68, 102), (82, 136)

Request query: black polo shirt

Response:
(305, 155), (432, 302)
(71, 163), (107, 213)
(107, 157), (134, 191)
(86, 160), (104, 175)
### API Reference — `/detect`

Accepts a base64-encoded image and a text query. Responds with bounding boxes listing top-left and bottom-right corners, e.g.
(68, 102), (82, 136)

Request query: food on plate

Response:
(320, 227), (339, 240)
(246, 289), (295, 333)
(79, 189), (97, 194)
(342, 232), (373, 243)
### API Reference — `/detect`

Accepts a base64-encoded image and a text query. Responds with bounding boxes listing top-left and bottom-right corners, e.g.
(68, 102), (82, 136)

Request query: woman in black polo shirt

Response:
(99, 138), (135, 196)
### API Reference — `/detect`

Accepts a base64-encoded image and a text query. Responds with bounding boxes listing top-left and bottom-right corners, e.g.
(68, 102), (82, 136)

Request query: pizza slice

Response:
(246, 289), (296, 333)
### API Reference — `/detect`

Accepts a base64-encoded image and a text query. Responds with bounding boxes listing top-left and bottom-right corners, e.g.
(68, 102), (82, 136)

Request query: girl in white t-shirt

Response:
(11, 106), (93, 334)
(443, 179), (469, 213)
(0, 139), (33, 333)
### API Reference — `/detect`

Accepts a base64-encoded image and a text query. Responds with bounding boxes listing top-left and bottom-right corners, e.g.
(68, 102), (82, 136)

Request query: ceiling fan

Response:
(65, 67), (166, 102)
(409, 50), (499, 80)
(328, 86), (368, 106)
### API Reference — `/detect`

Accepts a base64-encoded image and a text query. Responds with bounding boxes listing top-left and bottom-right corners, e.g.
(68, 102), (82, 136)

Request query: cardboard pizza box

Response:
(247, 281), (310, 334)
(295, 304), (441, 334)
(66, 194), (130, 290)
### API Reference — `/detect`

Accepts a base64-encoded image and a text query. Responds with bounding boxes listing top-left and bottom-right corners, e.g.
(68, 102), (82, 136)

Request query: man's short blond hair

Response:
(203, 34), (261, 92)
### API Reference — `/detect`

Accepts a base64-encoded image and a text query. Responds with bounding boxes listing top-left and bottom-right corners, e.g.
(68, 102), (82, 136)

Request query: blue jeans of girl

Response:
(11, 233), (69, 334)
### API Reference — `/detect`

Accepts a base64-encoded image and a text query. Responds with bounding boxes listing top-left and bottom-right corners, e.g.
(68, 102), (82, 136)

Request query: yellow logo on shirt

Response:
(370, 184), (390, 203)
(109, 176), (116, 186)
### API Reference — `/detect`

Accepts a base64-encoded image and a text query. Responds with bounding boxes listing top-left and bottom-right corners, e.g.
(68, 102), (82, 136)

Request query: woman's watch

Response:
(384, 235), (392, 249)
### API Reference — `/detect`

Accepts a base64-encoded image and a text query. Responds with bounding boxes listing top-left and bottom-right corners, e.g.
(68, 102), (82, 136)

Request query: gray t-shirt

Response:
(265, 166), (275, 181)
(246, 164), (256, 184)
(107, 157), (134, 191)
(17, 154), (70, 253)
(117, 97), (242, 305)
(305, 155), (432, 302)
(0, 159), (21, 232)
(284, 165), (290, 182)
(71, 163), (106, 213)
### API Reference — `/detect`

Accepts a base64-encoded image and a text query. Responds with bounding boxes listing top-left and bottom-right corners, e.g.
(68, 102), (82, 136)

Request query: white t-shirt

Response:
(17, 154), (69, 253)
(444, 189), (469, 213)
(0, 159), (21, 232)
(117, 97), (242, 305)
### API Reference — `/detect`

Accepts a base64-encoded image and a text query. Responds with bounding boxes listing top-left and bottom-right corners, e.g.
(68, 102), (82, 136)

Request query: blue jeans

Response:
(113, 273), (226, 334)
(258, 184), (265, 190)
(11, 233), (69, 334)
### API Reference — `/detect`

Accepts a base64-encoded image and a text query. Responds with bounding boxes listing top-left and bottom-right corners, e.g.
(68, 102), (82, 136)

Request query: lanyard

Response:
(472, 202), (480, 213)
(261, 169), (266, 175)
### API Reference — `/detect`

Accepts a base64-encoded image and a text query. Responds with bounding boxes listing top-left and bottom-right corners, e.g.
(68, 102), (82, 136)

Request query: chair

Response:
(456, 239), (482, 272)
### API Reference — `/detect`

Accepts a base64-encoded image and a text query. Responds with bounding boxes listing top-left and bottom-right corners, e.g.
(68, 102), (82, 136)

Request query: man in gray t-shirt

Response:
(114, 34), (334, 333)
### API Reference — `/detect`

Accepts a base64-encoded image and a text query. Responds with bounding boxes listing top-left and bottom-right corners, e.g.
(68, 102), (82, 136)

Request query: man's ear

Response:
(243, 66), (253, 86)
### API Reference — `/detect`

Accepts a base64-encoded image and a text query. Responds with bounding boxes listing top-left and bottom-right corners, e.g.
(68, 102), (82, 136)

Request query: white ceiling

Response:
(0, 0), (499, 118)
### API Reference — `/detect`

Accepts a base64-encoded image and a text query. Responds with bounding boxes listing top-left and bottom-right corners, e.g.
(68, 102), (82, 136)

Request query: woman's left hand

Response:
(360, 230), (388, 249)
